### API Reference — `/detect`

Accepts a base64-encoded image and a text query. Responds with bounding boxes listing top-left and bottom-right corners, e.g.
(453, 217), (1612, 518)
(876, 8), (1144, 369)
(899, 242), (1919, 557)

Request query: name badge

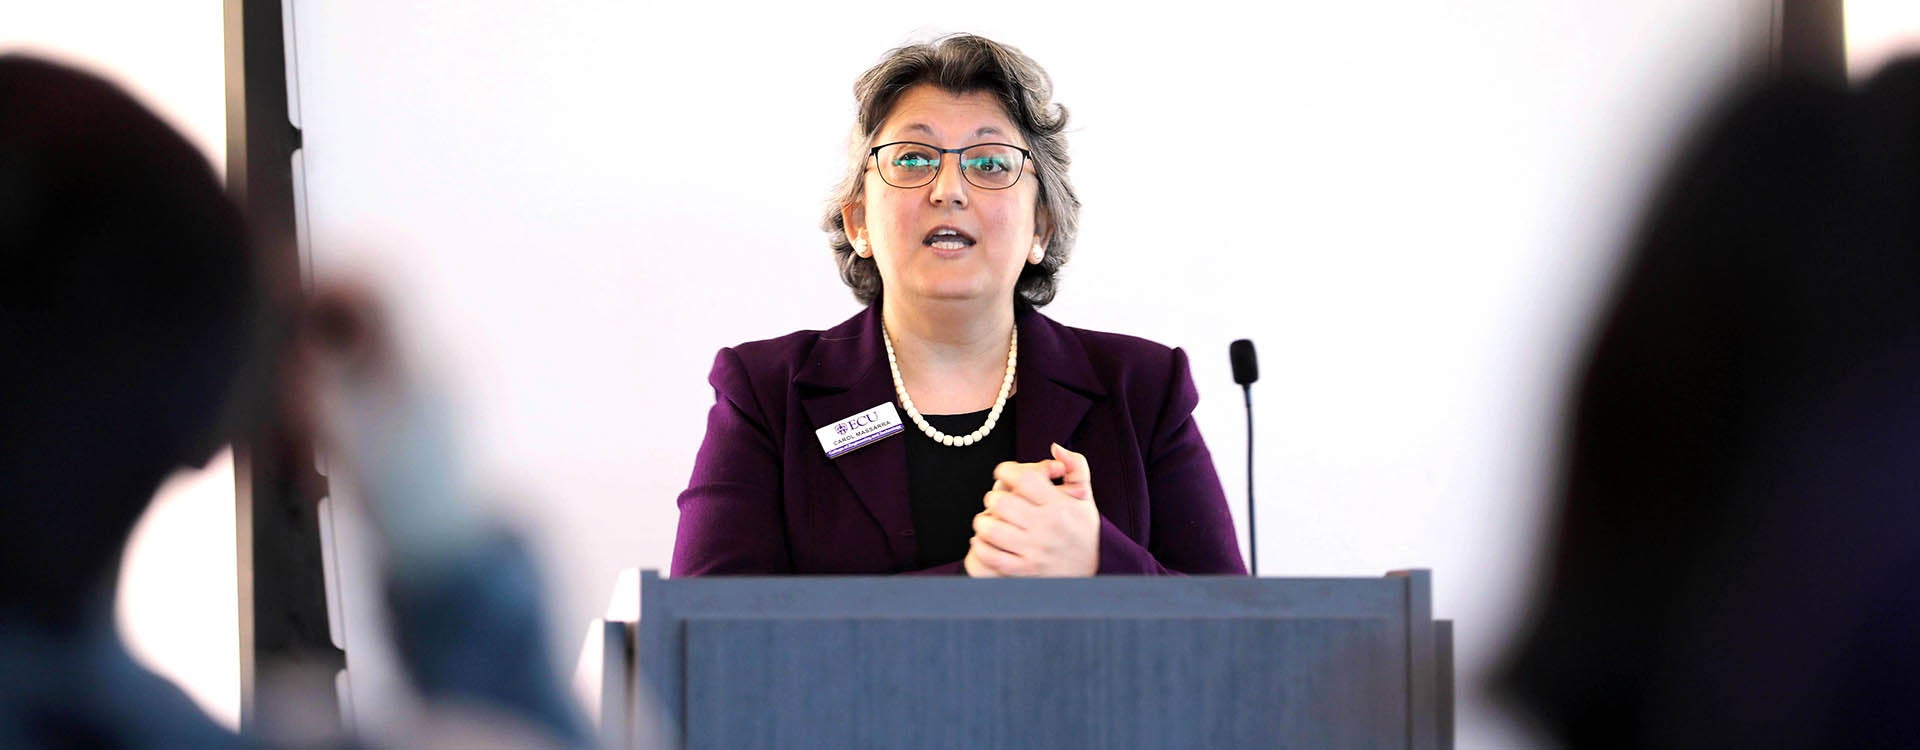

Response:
(816, 402), (905, 459)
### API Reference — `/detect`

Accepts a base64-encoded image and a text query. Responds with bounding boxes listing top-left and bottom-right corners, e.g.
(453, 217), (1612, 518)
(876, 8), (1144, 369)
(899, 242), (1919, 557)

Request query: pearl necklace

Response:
(882, 322), (1017, 447)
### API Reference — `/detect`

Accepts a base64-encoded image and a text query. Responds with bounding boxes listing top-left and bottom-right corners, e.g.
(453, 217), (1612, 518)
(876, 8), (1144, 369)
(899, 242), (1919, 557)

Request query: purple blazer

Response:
(672, 303), (1247, 576)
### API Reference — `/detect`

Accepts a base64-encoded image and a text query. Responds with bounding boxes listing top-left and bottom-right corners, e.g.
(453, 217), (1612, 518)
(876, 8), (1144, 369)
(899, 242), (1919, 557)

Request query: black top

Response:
(904, 397), (1017, 568)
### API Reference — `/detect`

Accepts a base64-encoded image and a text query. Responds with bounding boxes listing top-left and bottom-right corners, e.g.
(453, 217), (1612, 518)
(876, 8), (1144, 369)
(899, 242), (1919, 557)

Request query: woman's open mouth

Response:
(924, 226), (976, 251)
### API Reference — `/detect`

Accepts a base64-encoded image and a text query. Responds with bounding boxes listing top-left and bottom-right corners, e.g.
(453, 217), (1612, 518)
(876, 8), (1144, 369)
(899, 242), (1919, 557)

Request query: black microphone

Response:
(1230, 340), (1259, 389)
(1229, 339), (1258, 576)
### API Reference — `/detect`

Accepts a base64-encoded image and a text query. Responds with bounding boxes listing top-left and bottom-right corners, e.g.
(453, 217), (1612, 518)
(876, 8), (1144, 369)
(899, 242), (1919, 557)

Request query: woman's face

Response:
(843, 84), (1047, 309)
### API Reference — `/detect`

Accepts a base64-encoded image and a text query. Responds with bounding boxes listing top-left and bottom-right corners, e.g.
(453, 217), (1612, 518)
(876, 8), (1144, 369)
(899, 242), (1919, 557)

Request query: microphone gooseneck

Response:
(1229, 339), (1258, 576)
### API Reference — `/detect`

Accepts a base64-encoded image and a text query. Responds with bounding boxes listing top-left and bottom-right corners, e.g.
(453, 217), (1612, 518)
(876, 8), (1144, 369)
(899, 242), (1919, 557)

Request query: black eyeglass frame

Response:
(865, 141), (1035, 190)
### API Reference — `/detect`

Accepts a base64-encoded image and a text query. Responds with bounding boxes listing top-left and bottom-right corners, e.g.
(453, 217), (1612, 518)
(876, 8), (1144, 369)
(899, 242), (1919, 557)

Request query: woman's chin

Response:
(900, 282), (1007, 305)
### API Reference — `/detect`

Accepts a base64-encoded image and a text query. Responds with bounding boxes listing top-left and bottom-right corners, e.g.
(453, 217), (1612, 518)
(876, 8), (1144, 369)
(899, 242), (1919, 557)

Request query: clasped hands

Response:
(964, 442), (1100, 577)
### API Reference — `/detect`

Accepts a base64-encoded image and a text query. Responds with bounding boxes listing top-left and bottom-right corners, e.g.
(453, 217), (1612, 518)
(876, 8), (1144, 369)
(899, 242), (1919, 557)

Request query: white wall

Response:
(0, 1), (237, 730)
(288, 2), (1783, 744)
(1849, 0), (1920, 78)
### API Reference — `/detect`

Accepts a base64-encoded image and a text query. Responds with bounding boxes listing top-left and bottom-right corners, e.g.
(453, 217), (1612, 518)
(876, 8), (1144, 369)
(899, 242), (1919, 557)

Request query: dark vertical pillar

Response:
(224, 0), (341, 732)
(1776, 0), (1848, 84)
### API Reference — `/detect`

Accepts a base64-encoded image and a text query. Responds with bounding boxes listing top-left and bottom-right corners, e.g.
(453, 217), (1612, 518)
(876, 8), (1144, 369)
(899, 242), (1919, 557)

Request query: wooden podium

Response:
(588, 570), (1452, 749)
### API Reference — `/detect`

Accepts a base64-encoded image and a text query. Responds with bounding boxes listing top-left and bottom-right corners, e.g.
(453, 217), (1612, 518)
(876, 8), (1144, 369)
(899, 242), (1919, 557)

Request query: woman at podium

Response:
(672, 34), (1246, 578)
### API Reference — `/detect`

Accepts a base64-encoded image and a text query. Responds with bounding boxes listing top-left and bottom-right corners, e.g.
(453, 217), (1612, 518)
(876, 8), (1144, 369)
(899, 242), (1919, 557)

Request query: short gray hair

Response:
(821, 33), (1081, 307)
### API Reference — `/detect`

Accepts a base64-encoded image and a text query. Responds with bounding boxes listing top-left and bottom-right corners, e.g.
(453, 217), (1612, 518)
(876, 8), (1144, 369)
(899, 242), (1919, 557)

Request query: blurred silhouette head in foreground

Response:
(0, 55), (596, 749)
(1503, 57), (1920, 747)
(0, 55), (272, 626)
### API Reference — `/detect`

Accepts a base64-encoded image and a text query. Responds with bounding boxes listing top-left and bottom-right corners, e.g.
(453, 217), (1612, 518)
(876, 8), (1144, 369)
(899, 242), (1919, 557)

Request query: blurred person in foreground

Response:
(672, 34), (1246, 577)
(0, 56), (588, 748)
(1501, 57), (1920, 746)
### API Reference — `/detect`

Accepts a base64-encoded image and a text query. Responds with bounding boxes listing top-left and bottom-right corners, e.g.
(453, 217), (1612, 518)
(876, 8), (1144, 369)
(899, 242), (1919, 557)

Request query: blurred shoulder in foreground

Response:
(1501, 56), (1920, 748)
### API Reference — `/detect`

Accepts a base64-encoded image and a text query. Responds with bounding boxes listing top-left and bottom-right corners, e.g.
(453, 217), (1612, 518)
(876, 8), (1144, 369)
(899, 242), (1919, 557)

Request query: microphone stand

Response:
(1242, 382), (1256, 577)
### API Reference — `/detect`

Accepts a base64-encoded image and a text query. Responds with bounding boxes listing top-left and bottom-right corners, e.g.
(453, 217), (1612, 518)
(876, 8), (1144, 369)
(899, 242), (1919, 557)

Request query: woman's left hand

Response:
(965, 443), (1100, 577)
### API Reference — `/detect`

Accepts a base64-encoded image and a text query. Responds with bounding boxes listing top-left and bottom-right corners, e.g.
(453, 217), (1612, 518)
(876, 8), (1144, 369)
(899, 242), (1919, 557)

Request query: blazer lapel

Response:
(795, 305), (917, 568)
(1014, 305), (1108, 464)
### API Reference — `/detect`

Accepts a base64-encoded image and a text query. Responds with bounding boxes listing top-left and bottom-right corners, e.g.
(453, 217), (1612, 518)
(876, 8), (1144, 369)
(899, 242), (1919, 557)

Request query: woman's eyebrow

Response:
(892, 123), (1007, 139)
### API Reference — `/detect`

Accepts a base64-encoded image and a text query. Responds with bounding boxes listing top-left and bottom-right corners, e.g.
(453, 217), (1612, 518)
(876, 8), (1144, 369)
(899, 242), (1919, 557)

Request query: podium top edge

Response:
(637, 568), (1430, 581)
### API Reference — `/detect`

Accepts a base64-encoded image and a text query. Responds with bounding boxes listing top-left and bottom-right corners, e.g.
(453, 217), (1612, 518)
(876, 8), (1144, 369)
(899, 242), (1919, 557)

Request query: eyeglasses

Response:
(867, 141), (1033, 191)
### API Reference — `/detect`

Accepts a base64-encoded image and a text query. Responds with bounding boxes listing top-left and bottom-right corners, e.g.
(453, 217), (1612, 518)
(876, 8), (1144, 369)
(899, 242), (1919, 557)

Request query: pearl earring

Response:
(853, 239), (869, 258)
(1029, 244), (1046, 264)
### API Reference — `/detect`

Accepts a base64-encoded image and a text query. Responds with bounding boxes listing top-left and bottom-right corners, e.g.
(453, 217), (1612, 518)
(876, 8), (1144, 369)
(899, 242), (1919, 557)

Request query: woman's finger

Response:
(991, 460), (1043, 488)
(964, 548), (1000, 578)
(969, 536), (1026, 577)
(982, 491), (1033, 529)
(1007, 462), (1070, 506)
(973, 512), (1031, 553)
(1050, 443), (1094, 499)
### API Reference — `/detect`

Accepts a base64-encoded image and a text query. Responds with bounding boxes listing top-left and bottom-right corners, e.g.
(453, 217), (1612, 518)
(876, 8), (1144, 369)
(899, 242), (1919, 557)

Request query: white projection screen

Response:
(285, 2), (1778, 744)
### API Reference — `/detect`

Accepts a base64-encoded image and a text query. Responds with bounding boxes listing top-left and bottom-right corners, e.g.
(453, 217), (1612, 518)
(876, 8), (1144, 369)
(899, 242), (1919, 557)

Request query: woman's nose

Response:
(928, 159), (969, 207)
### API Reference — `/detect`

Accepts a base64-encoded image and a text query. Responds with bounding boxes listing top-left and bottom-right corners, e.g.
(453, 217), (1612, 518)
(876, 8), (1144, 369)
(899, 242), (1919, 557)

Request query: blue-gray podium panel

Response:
(687, 617), (1393, 749)
(632, 572), (1451, 750)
